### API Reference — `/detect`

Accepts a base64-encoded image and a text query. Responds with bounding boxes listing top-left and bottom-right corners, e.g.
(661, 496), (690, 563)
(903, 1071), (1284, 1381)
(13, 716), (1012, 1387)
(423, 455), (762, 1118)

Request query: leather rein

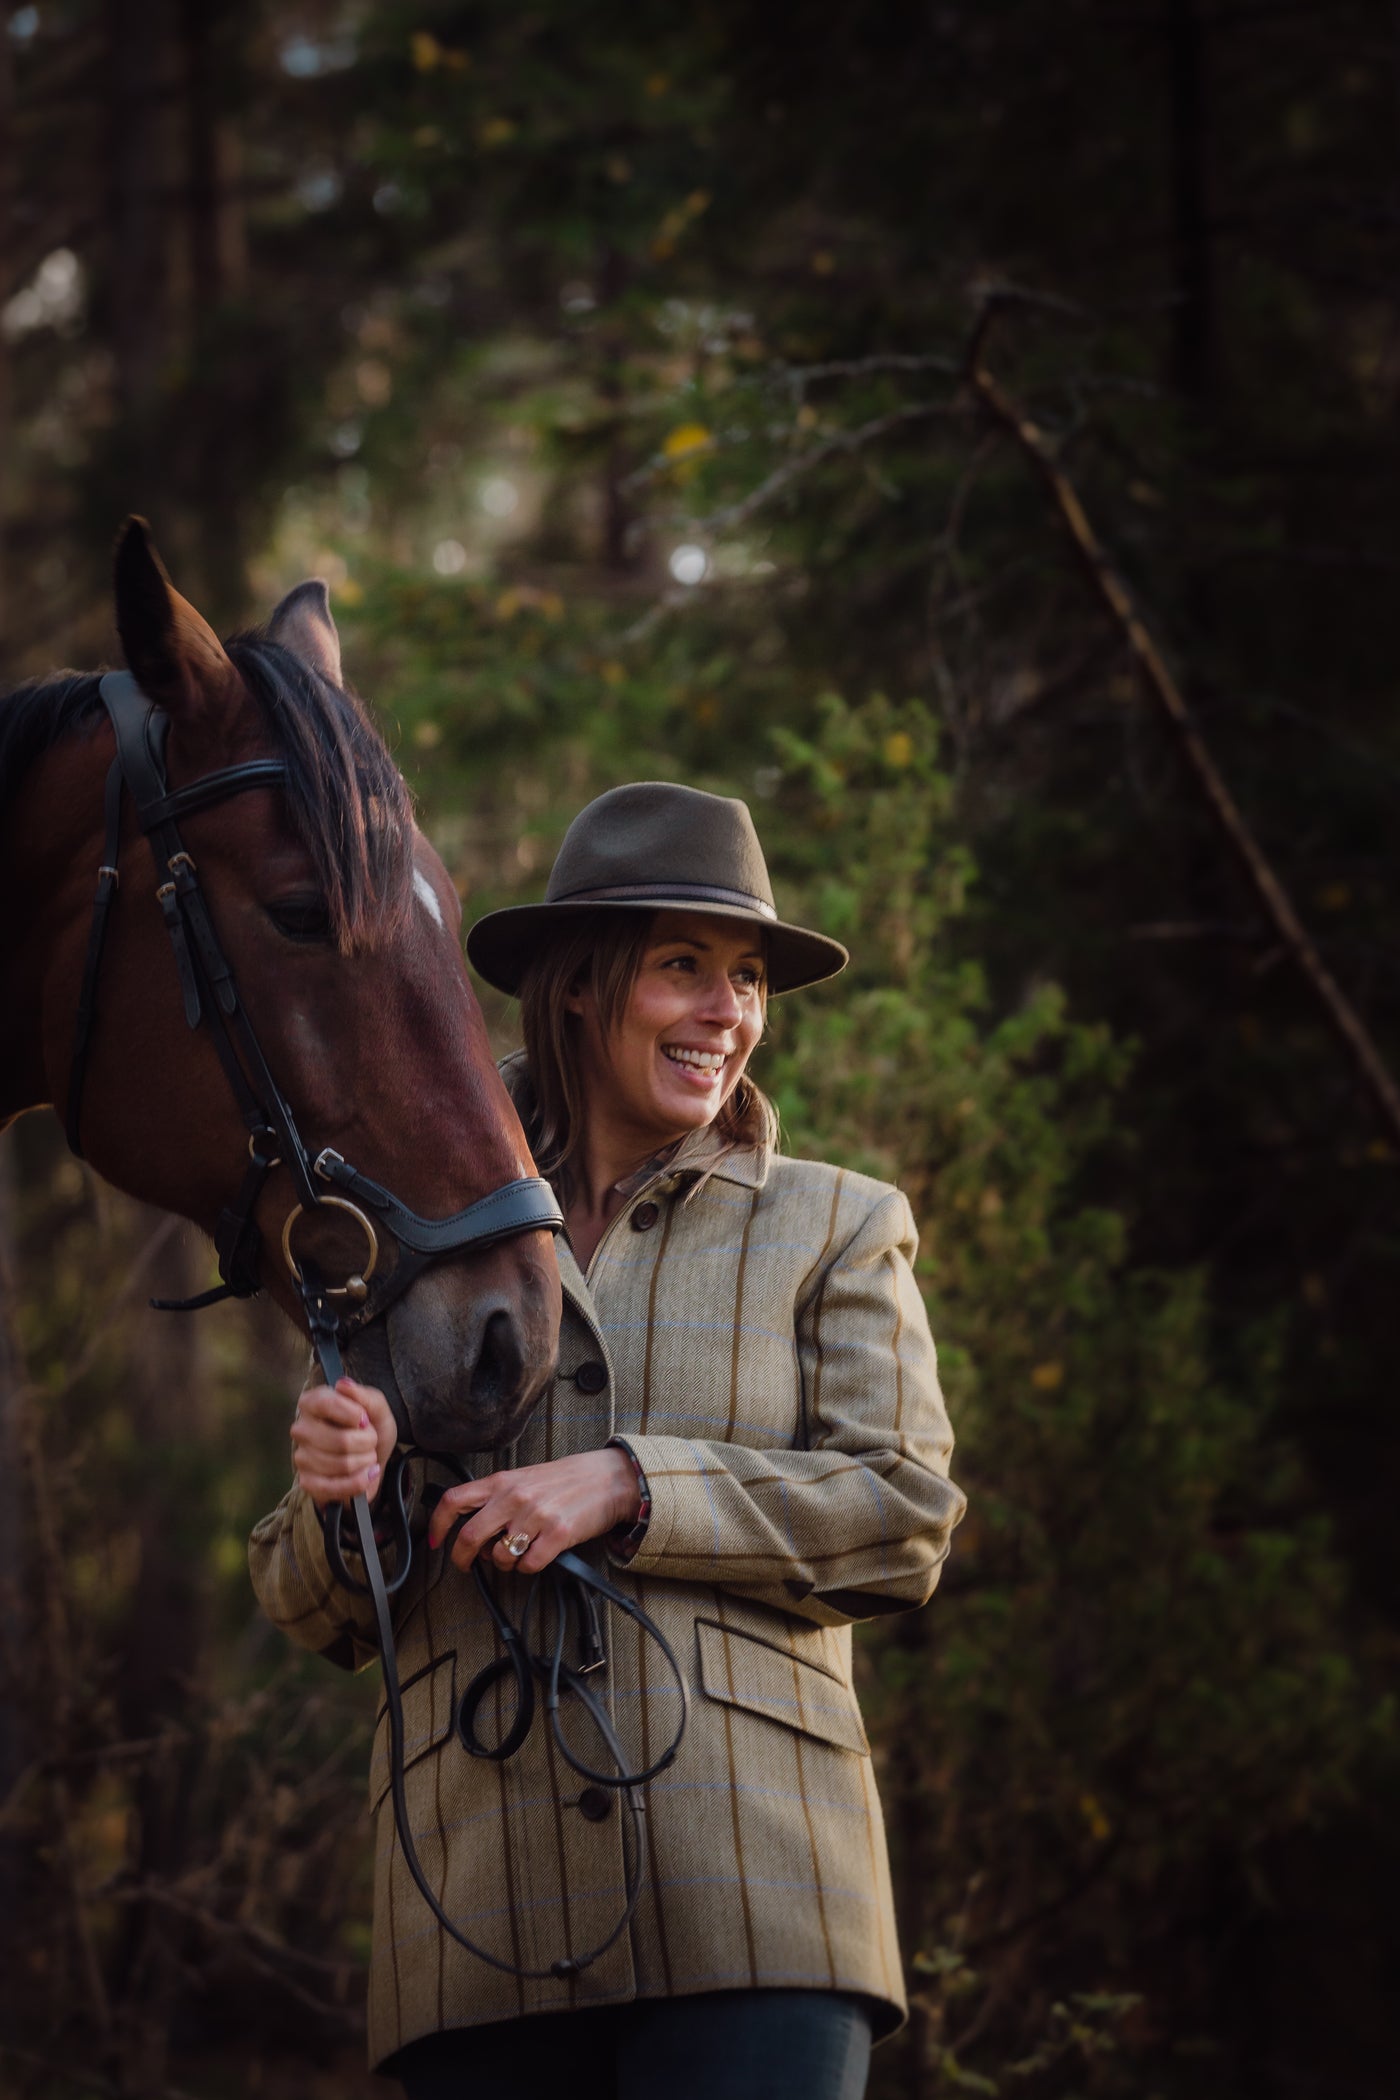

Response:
(63, 671), (687, 1982)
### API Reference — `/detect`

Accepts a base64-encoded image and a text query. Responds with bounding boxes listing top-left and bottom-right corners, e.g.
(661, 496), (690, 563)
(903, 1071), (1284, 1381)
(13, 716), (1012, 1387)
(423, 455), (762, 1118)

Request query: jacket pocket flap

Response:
(695, 1620), (868, 1756)
(369, 1651), (457, 1814)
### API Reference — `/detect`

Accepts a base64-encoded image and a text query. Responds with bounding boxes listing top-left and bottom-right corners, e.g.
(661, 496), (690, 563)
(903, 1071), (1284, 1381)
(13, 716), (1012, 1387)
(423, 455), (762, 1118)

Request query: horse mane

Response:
(0, 634), (414, 953)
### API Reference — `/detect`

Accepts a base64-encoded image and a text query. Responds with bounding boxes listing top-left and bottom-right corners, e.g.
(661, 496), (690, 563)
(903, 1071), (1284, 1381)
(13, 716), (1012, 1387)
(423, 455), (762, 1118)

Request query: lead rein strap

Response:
(300, 1259), (687, 1983)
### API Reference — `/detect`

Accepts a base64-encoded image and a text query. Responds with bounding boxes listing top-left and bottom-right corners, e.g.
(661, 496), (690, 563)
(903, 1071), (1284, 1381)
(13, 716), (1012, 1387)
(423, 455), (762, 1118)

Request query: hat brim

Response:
(466, 898), (848, 998)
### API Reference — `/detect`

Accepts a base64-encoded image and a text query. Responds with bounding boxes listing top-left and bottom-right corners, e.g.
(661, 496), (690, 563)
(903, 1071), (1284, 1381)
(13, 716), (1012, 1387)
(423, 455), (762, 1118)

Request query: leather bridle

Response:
(63, 669), (687, 1983)
(67, 671), (566, 1340)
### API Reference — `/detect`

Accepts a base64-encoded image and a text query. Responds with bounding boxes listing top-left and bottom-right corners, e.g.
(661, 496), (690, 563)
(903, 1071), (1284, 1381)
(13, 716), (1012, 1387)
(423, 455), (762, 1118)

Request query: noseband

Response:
(65, 671), (564, 1358)
(63, 670), (686, 1985)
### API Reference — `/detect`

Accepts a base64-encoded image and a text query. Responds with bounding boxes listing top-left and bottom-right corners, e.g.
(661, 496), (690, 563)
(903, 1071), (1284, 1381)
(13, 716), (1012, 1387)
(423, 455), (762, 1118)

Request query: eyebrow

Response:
(651, 934), (766, 965)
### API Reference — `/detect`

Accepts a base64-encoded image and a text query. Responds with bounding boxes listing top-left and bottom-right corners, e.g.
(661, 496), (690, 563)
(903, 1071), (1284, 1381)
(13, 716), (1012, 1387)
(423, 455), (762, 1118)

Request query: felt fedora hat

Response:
(466, 781), (848, 997)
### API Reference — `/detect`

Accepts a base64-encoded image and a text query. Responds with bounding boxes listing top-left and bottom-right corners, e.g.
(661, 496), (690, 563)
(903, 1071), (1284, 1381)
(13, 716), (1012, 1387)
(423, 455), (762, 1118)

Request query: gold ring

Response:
(281, 1196), (380, 1301)
(504, 1532), (532, 1560)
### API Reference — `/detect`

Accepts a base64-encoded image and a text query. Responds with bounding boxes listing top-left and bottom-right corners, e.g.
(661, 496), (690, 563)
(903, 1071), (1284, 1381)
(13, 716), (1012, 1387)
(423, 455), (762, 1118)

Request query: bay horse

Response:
(0, 518), (562, 1453)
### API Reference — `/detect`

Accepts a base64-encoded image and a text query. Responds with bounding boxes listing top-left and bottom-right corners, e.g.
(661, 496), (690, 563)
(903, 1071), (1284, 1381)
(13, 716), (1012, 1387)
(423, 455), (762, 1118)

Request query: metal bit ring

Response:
(281, 1195), (380, 1302)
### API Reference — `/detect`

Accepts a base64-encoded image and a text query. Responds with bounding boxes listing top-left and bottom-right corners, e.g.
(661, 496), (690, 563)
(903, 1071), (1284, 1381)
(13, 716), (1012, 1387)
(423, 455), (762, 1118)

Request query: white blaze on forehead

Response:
(413, 866), (445, 929)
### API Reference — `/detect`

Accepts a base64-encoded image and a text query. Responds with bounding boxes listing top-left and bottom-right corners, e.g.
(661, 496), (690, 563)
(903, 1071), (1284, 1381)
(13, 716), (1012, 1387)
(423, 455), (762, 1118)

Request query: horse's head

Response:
(11, 520), (561, 1453)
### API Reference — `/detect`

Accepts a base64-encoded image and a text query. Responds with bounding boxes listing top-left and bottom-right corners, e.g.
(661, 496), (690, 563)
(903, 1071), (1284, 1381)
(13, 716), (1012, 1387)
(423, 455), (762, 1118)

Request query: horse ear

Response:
(267, 578), (343, 688)
(113, 517), (233, 716)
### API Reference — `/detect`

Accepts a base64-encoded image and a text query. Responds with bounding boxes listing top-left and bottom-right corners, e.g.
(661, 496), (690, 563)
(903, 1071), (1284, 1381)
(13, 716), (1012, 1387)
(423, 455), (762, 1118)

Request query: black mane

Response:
(0, 635), (413, 951)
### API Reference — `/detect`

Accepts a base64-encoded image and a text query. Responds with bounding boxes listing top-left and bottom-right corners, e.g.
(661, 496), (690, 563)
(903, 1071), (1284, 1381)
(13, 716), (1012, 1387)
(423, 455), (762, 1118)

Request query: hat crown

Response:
(545, 781), (776, 912)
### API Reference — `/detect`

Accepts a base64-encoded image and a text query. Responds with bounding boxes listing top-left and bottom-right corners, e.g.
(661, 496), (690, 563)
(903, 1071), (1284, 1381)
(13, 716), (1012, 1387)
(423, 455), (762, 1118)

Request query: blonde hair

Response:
(517, 910), (778, 1201)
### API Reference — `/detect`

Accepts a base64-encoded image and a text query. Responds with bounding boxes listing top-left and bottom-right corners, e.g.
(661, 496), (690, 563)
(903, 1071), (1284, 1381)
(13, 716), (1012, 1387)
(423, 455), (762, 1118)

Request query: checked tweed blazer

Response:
(248, 1120), (965, 2066)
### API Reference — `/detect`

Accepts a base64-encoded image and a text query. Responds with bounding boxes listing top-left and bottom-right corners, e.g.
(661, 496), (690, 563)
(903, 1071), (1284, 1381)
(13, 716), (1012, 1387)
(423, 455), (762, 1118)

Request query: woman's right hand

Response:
(290, 1377), (398, 1509)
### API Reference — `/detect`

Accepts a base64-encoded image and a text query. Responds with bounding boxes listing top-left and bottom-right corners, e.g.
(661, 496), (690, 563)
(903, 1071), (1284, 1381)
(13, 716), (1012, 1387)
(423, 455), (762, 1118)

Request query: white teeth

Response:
(663, 1046), (725, 1075)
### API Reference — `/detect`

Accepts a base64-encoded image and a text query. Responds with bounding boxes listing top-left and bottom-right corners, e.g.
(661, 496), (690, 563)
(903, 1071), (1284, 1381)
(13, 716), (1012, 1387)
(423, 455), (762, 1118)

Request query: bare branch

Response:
(967, 335), (1400, 1150)
(693, 400), (967, 537)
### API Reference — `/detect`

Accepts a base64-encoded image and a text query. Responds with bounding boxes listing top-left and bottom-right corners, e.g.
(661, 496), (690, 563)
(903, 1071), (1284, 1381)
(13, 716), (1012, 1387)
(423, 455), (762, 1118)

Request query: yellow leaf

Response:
(336, 578), (363, 606)
(413, 720), (442, 750)
(883, 730), (914, 768)
(1031, 1361), (1064, 1391)
(600, 659), (625, 687)
(1079, 1792), (1111, 1841)
(411, 30), (440, 69)
(479, 116), (516, 148)
(795, 403), (820, 431)
(663, 422), (712, 461)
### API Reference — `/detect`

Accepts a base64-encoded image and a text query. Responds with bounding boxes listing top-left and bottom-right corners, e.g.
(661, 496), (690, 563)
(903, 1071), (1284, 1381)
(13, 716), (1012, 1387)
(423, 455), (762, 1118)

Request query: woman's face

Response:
(572, 910), (766, 1157)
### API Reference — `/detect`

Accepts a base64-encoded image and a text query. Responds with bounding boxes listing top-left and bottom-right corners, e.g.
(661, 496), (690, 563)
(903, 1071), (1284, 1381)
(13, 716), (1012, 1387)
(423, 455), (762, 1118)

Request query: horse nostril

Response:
(469, 1308), (526, 1408)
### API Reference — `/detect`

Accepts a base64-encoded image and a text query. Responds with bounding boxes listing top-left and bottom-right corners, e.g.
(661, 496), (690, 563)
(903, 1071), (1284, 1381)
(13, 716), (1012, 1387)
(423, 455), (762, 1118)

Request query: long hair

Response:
(517, 910), (778, 1200)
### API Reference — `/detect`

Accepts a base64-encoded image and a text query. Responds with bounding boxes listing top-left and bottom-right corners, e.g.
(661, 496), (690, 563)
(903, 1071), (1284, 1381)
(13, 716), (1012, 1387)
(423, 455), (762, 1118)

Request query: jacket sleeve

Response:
(247, 1481), (384, 1671)
(612, 1187), (966, 1628)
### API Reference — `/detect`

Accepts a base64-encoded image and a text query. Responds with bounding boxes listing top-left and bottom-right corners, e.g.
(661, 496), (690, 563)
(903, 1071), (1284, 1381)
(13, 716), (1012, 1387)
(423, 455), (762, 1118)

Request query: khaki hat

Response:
(466, 781), (848, 996)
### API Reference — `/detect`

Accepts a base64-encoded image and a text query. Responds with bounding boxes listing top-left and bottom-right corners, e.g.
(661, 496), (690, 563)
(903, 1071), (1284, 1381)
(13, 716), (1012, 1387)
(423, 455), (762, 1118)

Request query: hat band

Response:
(552, 879), (778, 921)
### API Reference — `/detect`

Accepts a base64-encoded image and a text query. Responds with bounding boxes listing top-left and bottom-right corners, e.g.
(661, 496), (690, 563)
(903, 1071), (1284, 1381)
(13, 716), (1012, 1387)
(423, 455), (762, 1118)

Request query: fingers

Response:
(334, 1377), (398, 1471)
(425, 1465), (600, 1576)
(292, 1382), (384, 1510)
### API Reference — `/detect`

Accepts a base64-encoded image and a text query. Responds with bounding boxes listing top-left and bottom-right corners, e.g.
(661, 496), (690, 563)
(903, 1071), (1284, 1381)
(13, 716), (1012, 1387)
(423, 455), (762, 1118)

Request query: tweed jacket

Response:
(248, 1122), (965, 2067)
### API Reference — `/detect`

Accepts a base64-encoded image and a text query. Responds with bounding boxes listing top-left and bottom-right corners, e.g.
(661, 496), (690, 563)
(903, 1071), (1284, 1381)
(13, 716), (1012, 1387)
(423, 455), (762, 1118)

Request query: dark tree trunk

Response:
(0, 0), (16, 678)
(1166, 0), (1216, 404)
(111, 1214), (210, 2097)
(177, 0), (246, 619)
(0, 1143), (29, 1926)
(105, 0), (179, 516)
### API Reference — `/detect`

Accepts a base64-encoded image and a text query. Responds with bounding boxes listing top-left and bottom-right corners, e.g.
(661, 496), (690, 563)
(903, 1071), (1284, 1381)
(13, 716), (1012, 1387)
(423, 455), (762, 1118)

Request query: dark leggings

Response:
(389, 1989), (873, 2100)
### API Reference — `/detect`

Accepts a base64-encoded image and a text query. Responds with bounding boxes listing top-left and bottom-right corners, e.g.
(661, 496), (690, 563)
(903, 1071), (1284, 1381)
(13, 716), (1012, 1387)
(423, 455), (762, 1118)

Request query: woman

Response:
(249, 781), (966, 2100)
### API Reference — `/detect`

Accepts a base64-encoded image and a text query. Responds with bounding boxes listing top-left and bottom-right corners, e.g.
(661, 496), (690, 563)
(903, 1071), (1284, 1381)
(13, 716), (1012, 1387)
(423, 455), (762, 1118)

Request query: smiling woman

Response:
(248, 780), (967, 2100)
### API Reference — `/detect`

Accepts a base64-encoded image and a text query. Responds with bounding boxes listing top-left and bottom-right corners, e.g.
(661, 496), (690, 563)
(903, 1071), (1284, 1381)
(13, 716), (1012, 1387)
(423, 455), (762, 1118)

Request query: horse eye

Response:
(267, 897), (333, 944)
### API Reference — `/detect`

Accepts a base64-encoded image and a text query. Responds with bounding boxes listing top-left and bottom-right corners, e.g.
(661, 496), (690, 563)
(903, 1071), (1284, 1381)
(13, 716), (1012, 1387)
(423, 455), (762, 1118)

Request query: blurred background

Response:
(1, 2), (1397, 2094)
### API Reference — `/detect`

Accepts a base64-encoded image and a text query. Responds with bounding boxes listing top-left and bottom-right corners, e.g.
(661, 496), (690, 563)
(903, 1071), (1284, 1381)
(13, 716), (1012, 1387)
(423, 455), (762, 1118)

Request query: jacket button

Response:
(577, 1786), (613, 1822)
(631, 1202), (660, 1231)
(574, 1359), (608, 1395)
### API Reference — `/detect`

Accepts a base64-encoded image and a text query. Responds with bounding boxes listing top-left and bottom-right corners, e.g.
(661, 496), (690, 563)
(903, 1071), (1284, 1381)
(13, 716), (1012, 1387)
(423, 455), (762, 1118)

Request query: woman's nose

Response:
(696, 971), (743, 1025)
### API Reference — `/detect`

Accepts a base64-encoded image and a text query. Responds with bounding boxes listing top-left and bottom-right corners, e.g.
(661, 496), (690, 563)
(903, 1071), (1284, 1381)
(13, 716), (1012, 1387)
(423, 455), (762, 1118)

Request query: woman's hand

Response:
(291, 1377), (398, 1509)
(427, 1449), (641, 1575)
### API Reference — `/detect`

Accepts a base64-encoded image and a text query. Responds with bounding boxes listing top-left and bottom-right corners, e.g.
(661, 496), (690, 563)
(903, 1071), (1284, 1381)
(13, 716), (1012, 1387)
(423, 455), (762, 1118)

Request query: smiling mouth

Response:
(662, 1045), (727, 1080)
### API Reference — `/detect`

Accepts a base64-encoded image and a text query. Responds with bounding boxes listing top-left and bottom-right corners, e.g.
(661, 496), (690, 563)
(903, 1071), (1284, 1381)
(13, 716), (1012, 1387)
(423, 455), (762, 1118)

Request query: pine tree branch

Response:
(966, 320), (1400, 1151)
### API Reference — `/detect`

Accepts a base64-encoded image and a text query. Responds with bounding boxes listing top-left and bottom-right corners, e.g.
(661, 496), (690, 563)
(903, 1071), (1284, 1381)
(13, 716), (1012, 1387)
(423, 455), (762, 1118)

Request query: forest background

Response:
(0, 2), (1396, 2096)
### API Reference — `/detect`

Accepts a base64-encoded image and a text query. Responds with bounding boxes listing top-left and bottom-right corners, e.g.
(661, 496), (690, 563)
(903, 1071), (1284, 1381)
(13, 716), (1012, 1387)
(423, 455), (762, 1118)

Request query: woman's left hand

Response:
(427, 1449), (641, 1575)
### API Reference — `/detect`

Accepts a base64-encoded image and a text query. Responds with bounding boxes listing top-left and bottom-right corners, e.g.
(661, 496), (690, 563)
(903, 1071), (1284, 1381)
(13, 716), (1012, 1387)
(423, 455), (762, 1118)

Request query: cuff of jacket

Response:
(598, 1433), (701, 1574)
(604, 1435), (652, 1565)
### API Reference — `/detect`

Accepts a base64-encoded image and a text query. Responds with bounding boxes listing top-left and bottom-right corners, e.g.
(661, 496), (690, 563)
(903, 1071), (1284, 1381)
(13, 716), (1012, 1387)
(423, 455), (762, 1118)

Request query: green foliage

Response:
(750, 701), (1377, 2088)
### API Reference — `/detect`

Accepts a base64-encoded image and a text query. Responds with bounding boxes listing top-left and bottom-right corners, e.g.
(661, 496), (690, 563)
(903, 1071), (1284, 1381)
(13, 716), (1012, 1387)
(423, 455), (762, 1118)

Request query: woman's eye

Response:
(266, 898), (332, 944)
